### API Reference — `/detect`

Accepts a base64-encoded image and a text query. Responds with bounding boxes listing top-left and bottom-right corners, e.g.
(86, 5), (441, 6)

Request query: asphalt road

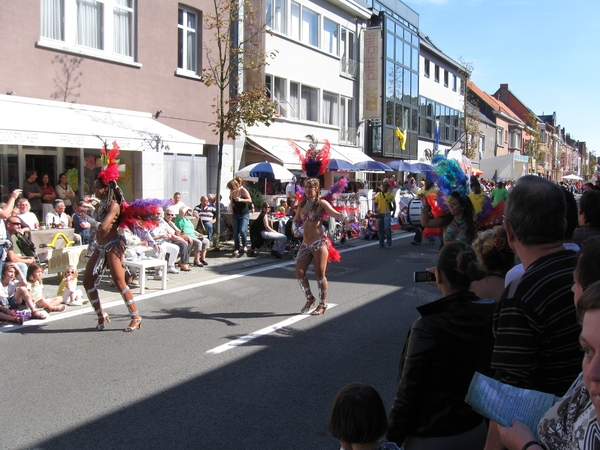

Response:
(1, 234), (441, 450)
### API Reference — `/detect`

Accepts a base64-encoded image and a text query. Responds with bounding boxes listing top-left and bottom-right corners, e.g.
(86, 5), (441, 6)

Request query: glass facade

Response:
(368, 8), (419, 159)
(418, 96), (462, 145)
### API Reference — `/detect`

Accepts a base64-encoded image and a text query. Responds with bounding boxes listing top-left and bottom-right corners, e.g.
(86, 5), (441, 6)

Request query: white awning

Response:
(329, 144), (374, 165)
(246, 136), (303, 170)
(246, 136), (373, 170)
(0, 95), (204, 154)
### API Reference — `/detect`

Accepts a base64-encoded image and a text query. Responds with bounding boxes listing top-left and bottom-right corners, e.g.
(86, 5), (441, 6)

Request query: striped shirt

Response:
(491, 250), (581, 396)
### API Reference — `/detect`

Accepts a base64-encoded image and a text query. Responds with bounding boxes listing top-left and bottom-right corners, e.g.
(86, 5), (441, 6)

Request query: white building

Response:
(417, 33), (466, 162)
(237, 0), (374, 188)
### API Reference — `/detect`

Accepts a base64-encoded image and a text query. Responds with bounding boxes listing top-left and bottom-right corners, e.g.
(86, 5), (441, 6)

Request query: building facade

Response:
(0, 0), (225, 205)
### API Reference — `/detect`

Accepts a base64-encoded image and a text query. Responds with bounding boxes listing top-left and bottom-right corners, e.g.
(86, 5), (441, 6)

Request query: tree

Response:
(202, 0), (278, 248)
(524, 113), (543, 174)
(457, 59), (482, 160)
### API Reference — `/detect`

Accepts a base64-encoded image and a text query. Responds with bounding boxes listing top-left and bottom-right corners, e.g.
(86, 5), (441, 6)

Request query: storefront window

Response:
(83, 150), (101, 197)
(0, 145), (19, 202)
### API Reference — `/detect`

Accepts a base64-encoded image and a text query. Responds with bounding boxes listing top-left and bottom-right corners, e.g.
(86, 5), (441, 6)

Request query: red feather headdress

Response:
(98, 140), (120, 185)
(288, 134), (330, 178)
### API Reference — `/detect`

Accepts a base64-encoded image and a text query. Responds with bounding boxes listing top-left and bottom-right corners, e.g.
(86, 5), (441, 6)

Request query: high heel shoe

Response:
(310, 302), (328, 315)
(301, 297), (316, 314)
(124, 316), (142, 332)
(96, 311), (111, 331)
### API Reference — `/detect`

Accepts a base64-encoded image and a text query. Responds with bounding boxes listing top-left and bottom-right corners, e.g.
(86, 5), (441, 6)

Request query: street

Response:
(1, 234), (440, 450)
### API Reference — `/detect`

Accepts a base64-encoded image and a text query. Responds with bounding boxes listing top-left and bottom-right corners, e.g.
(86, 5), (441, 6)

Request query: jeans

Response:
(377, 213), (392, 247)
(261, 231), (287, 255)
(202, 221), (214, 241)
(232, 213), (249, 251)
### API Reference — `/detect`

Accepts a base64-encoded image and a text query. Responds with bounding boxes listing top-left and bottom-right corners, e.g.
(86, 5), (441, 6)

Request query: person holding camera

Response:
(387, 242), (495, 449)
(373, 179), (396, 248)
(72, 200), (94, 244)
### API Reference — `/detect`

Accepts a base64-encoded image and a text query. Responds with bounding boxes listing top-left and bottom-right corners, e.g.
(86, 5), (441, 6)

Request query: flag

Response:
(396, 127), (407, 151)
(434, 120), (440, 154)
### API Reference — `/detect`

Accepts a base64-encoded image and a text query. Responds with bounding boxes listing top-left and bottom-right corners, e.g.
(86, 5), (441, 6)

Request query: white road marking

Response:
(206, 304), (338, 354)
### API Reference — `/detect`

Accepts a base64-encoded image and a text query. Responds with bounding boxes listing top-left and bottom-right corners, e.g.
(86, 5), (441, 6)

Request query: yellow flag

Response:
(396, 128), (407, 151)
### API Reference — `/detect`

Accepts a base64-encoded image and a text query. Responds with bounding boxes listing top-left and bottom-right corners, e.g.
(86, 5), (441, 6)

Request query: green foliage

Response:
(247, 185), (264, 211)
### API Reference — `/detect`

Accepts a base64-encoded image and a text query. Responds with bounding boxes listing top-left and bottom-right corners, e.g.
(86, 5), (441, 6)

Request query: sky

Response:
(404, 0), (600, 155)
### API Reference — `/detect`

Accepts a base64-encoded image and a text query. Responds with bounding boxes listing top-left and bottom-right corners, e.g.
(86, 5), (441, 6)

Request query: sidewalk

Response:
(5, 228), (413, 326)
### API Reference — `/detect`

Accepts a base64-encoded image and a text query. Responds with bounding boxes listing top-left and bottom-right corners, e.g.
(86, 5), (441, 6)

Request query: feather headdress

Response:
(288, 134), (331, 178)
(98, 140), (121, 185)
(119, 198), (172, 231)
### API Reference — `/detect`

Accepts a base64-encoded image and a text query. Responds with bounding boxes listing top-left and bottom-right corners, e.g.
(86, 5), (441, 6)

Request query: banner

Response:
(47, 245), (89, 274)
(363, 28), (382, 120)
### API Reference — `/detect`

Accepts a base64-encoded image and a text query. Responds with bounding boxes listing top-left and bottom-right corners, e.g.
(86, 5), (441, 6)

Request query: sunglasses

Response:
(7, 222), (21, 226)
(166, 213), (175, 216)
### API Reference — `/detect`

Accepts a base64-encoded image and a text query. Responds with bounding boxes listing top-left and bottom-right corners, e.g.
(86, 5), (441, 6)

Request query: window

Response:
(178, 7), (200, 74)
(265, 0), (286, 34)
(340, 96), (356, 144)
(424, 59), (430, 78)
(434, 65), (439, 83)
(510, 130), (522, 150)
(322, 91), (338, 126)
(323, 18), (338, 55)
(444, 70), (449, 87)
(266, 75), (291, 117)
(300, 85), (318, 122)
(42, 0), (64, 41)
(452, 74), (457, 91)
(497, 127), (504, 146)
(340, 28), (356, 77)
(40, 0), (135, 61)
(301, 7), (318, 47)
(290, 2), (300, 40)
(289, 82), (299, 119)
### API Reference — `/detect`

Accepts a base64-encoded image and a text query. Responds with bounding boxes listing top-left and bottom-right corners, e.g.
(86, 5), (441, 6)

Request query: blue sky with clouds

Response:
(404, 0), (600, 155)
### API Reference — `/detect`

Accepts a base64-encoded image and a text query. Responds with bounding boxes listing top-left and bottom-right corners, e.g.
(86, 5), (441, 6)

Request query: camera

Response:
(414, 271), (436, 283)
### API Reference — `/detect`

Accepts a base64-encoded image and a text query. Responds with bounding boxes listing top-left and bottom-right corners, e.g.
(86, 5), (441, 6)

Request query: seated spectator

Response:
(175, 206), (210, 266)
(328, 383), (400, 450)
(399, 205), (415, 232)
(470, 225), (515, 302)
(276, 199), (286, 213)
(361, 211), (378, 240)
(5, 217), (37, 275)
(57, 264), (84, 306)
(72, 200), (93, 244)
(572, 190), (600, 246)
(45, 199), (70, 228)
(148, 209), (186, 273)
(155, 206), (190, 273)
(17, 198), (39, 230)
(193, 196), (216, 241)
(122, 224), (161, 284)
(387, 242), (494, 449)
(26, 263), (65, 313)
(256, 202), (287, 259)
(0, 263), (46, 320)
(170, 192), (187, 211)
(163, 207), (192, 271)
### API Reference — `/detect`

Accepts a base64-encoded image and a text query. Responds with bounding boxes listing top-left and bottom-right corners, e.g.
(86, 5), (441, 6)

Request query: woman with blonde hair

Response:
(292, 178), (345, 315)
(226, 177), (252, 256)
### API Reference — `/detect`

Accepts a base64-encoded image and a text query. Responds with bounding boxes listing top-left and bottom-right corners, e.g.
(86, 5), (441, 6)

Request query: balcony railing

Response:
(340, 57), (358, 78)
(339, 127), (357, 145)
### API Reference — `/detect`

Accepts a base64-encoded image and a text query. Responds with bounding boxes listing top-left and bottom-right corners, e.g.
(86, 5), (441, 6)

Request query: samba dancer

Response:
(288, 135), (345, 316)
(293, 178), (345, 315)
(83, 142), (142, 332)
